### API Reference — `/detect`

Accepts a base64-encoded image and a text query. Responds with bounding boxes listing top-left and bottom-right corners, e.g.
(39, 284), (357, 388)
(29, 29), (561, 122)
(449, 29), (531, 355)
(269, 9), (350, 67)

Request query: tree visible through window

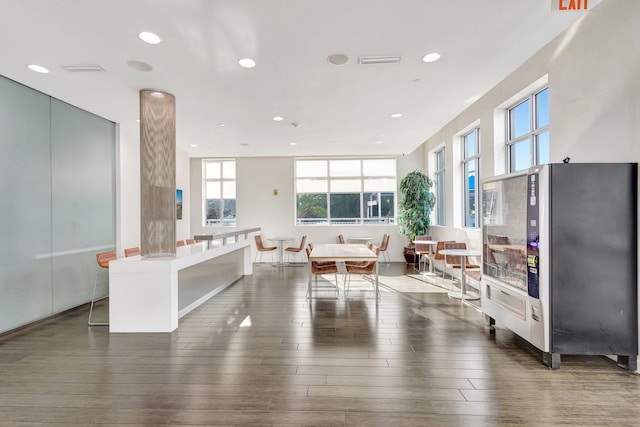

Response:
(203, 159), (236, 226)
(295, 158), (396, 225)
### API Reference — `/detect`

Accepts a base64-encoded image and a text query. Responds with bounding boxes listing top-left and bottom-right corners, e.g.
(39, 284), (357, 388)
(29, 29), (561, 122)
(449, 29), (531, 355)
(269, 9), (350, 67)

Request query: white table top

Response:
(413, 240), (437, 245)
(438, 248), (482, 256)
(309, 243), (378, 261)
(268, 236), (295, 241)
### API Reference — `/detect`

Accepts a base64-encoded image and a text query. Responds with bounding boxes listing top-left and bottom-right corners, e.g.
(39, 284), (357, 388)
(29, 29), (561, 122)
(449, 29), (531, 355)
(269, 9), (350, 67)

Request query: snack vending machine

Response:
(481, 163), (637, 370)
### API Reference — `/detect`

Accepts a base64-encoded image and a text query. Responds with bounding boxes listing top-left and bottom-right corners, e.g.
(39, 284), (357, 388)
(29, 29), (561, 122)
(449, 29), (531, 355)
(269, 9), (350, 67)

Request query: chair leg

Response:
(88, 267), (109, 326)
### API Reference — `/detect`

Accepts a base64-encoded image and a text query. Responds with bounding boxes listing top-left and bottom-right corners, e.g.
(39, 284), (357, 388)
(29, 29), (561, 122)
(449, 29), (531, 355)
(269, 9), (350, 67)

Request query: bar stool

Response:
(124, 247), (140, 257)
(88, 251), (117, 326)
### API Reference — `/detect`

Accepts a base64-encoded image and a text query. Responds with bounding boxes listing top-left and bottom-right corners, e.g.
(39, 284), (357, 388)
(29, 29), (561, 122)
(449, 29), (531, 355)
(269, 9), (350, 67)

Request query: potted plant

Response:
(397, 170), (436, 264)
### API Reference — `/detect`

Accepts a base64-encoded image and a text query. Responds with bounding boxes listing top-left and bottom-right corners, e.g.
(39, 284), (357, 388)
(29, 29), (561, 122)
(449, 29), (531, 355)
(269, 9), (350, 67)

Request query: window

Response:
(507, 87), (549, 172)
(202, 159), (236, 226)
(462, 128), (480, 227)
(434, 148), (446, 225)
(295, 158), (396, 225)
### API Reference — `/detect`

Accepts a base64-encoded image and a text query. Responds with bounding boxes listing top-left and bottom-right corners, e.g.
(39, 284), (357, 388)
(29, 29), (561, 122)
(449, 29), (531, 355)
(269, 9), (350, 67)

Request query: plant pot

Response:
(403, 246), (419, 265)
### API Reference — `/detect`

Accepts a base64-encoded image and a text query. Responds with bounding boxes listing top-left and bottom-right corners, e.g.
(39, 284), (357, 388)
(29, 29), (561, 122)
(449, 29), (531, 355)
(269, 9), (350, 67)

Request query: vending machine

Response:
(481, 163), (637, 370)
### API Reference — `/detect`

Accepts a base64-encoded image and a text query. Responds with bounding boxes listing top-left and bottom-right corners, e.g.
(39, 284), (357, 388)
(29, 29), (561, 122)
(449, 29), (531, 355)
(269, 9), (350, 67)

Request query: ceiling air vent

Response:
(60, 64), (106, 72)
(358, 55), (401, 65)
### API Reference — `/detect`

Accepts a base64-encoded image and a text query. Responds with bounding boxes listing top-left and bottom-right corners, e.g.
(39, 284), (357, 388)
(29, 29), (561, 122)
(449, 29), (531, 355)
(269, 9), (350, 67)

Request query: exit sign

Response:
(552, 0), (599, 11)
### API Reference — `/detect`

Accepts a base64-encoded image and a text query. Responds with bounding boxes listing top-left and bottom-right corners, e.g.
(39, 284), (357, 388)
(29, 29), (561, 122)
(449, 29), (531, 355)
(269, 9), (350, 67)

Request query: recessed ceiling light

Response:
(219, 123), (225, 127)
(375, 140), (384, 144)
(327, 54), (349, 66)
(422, 52), (441, 63)
(135, 119), (140, 123)
(273, 116), (284, 121)
(289, 142), (297, 146)
(391, 113), (402, 118)
(27, 64), (49, 74)
(190, 144), (198, 147)
(238, 58), (256, 68)
(139, 31), (162, 45)
(128, 60), (153, 72)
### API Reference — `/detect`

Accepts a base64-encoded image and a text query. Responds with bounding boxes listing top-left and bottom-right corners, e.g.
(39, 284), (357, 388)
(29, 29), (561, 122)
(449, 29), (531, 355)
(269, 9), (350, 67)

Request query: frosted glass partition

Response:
(51, 99), (116, 312)
(0, 77), (53, 332)
(0, 75), (116, 334)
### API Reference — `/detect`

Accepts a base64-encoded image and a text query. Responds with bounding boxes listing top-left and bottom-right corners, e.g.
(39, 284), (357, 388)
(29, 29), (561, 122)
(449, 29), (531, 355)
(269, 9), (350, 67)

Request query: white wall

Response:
(189, 152), (424, 262)
(422, 0), (640, 248)
(176, 148), (191, 241)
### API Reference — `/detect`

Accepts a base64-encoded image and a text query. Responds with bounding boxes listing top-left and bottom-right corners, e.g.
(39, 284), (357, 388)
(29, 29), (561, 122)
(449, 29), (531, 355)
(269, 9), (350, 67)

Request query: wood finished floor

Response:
(1, 263), (639, 426)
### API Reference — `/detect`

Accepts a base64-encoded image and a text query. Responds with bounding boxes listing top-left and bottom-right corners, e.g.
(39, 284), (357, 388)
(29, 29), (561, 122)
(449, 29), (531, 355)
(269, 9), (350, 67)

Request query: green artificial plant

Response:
(397, 170), (436, 243)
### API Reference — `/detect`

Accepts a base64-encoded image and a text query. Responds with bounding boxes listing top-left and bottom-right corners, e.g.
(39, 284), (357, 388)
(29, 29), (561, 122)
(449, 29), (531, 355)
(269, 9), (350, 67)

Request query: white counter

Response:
(109, 239), (252, 333)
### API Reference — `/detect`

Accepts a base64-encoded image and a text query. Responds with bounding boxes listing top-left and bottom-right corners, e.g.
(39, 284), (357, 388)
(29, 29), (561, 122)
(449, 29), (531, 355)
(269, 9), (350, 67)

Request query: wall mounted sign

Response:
(552, 0), (599, 11)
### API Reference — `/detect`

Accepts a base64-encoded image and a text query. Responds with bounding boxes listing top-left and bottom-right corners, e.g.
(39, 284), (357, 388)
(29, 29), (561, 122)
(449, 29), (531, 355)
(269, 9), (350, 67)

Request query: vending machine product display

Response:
(481, 163), (637, 370)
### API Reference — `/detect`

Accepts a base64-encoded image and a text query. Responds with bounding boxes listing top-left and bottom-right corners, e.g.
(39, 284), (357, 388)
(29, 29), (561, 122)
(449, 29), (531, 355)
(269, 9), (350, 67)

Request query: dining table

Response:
(438, 248), (482, 304)
(267, 236), (295, 266)
(412, 239), (438, 274)
(307, 244), (380, 304)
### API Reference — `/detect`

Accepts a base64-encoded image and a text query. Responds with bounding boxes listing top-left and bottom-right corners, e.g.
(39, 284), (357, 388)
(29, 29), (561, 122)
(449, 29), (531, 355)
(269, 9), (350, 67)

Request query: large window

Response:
(507, 87), (549, 172)
(203, 159), (236, 226)
(462, 128), (480, 227)
(434, 148), (446, 225)
(295, 158), (396, 225)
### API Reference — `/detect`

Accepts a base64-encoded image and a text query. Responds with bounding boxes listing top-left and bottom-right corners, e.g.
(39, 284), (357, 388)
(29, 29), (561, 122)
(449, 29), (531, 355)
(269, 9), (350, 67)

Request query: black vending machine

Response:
(482, 163), (638, 370)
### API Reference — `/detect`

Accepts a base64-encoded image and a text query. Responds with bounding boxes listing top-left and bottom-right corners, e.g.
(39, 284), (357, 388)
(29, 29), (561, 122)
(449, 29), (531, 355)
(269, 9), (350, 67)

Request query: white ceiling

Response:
(0, 1), (586, 158)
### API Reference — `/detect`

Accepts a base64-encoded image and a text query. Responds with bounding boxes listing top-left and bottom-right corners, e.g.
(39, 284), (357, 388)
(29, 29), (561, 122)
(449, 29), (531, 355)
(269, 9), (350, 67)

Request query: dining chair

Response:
(185, 239), (196, 245)
(285, 235), (307, 263)
(378, 234), (391, 263)
(344, 245), (380, 298)
(443, 242), (480, 287)
(124, 247), (140, 257)
(337, 234), (345, 244)
(414, 235), (433, 272)
(254, 235), (277, 263)
(176, 240), (186, 247)
(88, 251), (117, 326)
(305, 246), (339, 297)
(427, 240), (455, 279)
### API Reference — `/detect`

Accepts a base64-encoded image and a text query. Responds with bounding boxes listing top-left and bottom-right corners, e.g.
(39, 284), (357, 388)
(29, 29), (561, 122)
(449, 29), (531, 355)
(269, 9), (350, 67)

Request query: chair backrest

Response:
(379, 234), (390, 251)
(124, 247), (140, 257)
(434, 240), (455, 261)
(338, 234), (345, 244)
(96, 251), (117, 268)
(296, 235), (307, 251)
(176, 240), (186, 247)
(186, 239), (196, 245)
(255, 235), (274, 251)
(444, 242), (467, 266)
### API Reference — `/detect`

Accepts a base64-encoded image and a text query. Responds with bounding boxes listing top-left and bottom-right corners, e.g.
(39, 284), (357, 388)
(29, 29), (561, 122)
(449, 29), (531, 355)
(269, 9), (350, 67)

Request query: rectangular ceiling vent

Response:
(61, 64), (106, 72)
(358, 56), (401, 65)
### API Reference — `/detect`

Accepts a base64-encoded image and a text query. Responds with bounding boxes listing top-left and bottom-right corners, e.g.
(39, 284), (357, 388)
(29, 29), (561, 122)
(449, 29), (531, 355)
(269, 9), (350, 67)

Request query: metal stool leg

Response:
(88, 267), (109, 326)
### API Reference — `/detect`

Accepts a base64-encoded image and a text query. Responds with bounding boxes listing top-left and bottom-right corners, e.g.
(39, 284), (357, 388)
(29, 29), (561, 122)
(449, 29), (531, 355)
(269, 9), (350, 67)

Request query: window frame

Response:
(202, 158), (236, 227)
(294, 157), (397, 226)
(461, 128), (480, 228)
(506, 86), (549, 172)
(434, 148), (446, 226)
